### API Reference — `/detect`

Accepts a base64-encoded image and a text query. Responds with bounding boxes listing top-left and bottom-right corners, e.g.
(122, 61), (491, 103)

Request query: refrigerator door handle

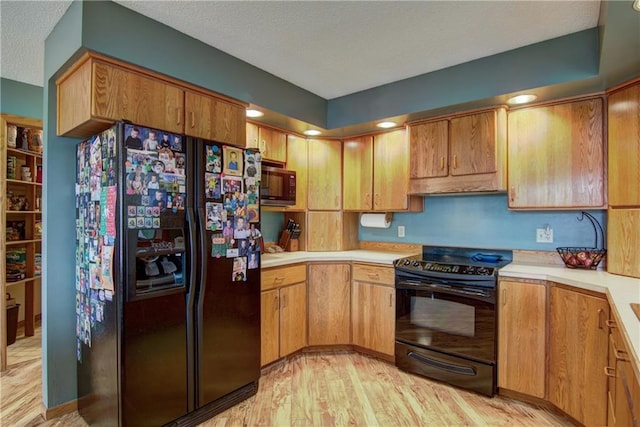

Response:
(186, 207), (197, 412)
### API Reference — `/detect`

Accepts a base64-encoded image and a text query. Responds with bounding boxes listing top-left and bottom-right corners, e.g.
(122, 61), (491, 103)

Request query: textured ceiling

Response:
(1, 0), (600, 99)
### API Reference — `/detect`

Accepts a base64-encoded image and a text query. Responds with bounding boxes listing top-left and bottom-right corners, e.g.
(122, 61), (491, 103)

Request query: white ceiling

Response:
(1, 0), (600, 99)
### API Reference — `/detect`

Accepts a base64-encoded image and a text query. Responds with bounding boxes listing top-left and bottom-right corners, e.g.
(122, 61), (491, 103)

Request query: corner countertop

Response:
(261, 250), (417, 269)
(500, 263), (640, 379)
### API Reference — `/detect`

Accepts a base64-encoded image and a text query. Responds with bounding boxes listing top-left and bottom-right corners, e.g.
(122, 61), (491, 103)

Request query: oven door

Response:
(395, 280), (496, 364)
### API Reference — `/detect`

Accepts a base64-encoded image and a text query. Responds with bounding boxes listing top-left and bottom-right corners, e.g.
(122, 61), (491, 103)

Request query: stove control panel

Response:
(395, 258), (496, 276)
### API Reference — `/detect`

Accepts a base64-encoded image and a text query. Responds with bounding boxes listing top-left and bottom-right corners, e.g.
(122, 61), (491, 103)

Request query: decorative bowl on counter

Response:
(556, 247), (606, 270)
(556, 211), (607, 270)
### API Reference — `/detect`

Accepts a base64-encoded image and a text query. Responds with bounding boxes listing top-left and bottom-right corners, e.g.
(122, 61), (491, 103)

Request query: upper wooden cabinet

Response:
(184, 91), (245, 146)
(607, 208), (640, 278)
(608, 81), (640, 207)
(343, 136), (373, 211)
(57, 56), (185, 138)
(549, 286), (609, 426)
(246, 123), (286, 163)
(285, 135), (308, 211)
(497, 279), (546, 398)
(508, 97), (605, 209)
(308, 139), (342, 210)
(306, 211), (359, 252)
(409, 108), (507, 194)
(410, 119), (449, 179)
(373, 129), (423, 212)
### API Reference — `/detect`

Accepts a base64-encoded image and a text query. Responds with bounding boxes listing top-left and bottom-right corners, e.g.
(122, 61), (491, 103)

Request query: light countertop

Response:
(500, 263), (640, 378)
(261, 251), (640, 379)
(261, 250), (417, 269)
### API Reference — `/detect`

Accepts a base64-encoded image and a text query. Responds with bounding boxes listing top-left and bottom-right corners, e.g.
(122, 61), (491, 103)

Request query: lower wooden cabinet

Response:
(261, 265), (307, 367)
(497, 279), (546, 398)
(351, 280), (395, 357)
(606, 316), (640, 427)
(308, 264), (351, 346)
(549, 286), (609, 426)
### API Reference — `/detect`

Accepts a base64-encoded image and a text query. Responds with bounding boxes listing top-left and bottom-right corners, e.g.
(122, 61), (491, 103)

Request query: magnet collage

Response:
(124, 124), (186, 230)
(205, 145), (262, 282)
(75, 128), (117, 361)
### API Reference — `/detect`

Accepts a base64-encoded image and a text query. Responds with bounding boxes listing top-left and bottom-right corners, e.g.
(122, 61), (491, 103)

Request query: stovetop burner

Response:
(394, 246), (513, 279)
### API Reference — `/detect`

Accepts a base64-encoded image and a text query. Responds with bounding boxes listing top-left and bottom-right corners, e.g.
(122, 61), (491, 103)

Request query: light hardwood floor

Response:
(1, 329), (573, 426)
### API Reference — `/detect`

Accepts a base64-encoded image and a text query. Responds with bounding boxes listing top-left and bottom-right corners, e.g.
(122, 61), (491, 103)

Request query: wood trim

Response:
(42, 399), (78, 421)
(498, 389), (582, 426)
(605, 76), (640, 94)
(507, 92), (606, 112)
(357, 241), (422, 253)
(406, 105), (510, 127)
(351, 345), (395, 364)
(512, 250), (566, 266)
(498, 276), (547, 286)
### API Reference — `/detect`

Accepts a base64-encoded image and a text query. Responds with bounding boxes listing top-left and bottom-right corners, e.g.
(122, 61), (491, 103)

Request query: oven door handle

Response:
(407, 351), (477, 376)
(397, 281), (491, 298)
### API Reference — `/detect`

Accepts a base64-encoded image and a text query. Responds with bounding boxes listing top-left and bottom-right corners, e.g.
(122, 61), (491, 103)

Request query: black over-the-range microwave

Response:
(261, 166), (297, 206)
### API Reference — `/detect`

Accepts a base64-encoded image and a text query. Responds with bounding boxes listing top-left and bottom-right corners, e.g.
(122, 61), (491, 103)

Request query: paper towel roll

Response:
(360, 213), (392, 228)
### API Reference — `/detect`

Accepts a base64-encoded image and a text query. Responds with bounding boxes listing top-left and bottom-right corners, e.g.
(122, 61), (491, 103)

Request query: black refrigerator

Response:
(75, 122), (261, 426)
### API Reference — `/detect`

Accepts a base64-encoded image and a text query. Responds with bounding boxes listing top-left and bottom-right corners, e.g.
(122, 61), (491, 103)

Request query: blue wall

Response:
(0, 78), (43, 119)
(360, 194), (606, 251)
(261, 211), (283, 243)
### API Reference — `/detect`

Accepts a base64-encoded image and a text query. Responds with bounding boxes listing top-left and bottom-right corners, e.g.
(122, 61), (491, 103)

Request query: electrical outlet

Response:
(398, 225), (405, 238)
(536, 227), (553, 243)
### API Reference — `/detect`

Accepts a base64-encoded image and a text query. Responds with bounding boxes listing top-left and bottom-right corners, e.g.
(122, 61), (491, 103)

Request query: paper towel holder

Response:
(360, 212), (393, 228)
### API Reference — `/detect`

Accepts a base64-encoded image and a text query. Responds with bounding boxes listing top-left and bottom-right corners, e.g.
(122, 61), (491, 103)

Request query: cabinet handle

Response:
(189, 111), (195, 128)
(261, 139), (266, 153)
(440, 156), (445, 170)
(597, 309), (605, 329)
(452, 155), (458, 169)
(502, 288), (507, 307)
(367, 273), (380, 279)
(345, 269), (350, 283)
(176, 107), (182, 125)
(614, 348), (629, 362)
(604, 367), (616, 378)
(510, 187), (516, 203)
(275, 295), (279, 310)
(605, 319), (617, 328)
(281, 293), (287, 309)
(389, 293), (392, 308)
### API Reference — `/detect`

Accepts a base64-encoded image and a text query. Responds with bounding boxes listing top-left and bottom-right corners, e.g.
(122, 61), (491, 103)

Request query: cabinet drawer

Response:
(352, 263), (394, 286)
(262, 264), (307, 291)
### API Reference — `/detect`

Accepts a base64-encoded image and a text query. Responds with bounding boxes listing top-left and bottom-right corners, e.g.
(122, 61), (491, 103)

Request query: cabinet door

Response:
(286, 135), (308, 211)
(373, 129), (410, 211)
(549, 287), (609, 426)
(93, 61), (184, 134)
(308, 264), (351, 345)
(343, 136), (373, 211)
(261, 289), (280, 366)
(279, 282), (307, 357)
(246, 122), (259, 149)
(449, 111), (497, 176)
(307, 139), (342, 210)
(508, 98), (605, 209)
(352, 281), (395, 356)
(306, 211), (343, 251)
(409, 120), (449, 179)
(607, 209), (640, 278)
(258, 127), (287, 163)
(608, 83), (640, 207)
(184, 91), (245, 146)
(497, 280), (546, 398)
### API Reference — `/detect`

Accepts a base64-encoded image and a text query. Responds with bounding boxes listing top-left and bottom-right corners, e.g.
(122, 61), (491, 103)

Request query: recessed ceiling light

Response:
(246, 109), (264, 118)
(507, 94), (537, 105)
(634, 0), (640, 12)
(304, 129), (321, 136)
(377, 121), (396, 129)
